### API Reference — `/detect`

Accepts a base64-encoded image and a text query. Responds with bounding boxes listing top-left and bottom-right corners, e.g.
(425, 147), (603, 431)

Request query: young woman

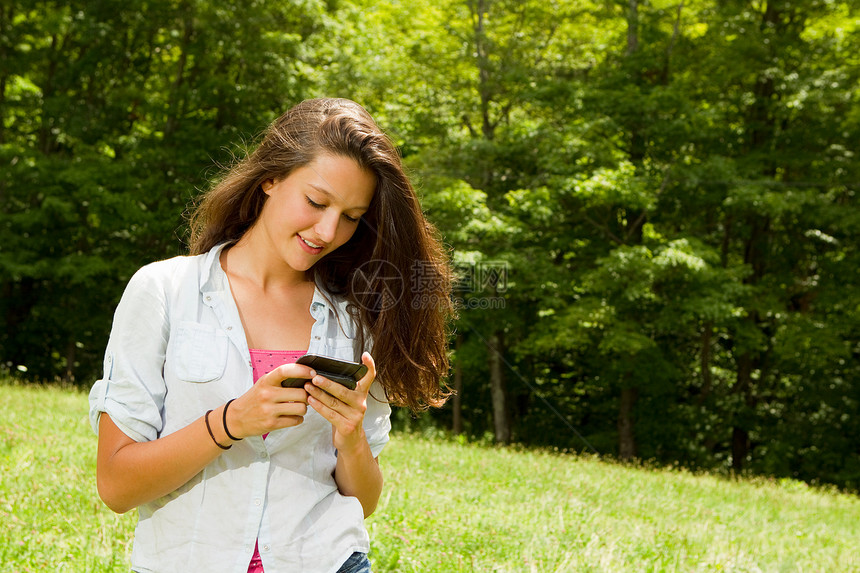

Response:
(89, 98), (454, 573)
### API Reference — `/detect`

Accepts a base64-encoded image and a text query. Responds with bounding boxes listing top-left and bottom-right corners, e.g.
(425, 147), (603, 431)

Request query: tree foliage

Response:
(2, 0), (858, 489)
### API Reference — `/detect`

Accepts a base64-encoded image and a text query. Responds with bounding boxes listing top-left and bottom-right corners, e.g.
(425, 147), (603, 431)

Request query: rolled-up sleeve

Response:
(89, 265), (171, 442)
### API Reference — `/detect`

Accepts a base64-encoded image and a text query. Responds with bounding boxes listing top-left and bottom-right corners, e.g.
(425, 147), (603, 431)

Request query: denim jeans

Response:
(337, 552), (371, 573)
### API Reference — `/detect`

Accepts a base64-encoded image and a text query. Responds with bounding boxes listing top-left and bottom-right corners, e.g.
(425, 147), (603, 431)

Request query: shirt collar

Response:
(198, 242), (230, 292)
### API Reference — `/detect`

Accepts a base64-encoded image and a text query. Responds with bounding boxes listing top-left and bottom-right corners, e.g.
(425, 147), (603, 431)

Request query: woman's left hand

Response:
(305, 352), (376, 454)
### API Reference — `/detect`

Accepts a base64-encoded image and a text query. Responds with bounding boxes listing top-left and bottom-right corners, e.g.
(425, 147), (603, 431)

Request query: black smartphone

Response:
(280, 354), (368, 390)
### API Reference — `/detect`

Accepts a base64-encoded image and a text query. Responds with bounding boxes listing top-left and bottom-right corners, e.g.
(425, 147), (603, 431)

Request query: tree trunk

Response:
(64, 338), (76, 383)
(39, 34), (60, 155)
(452, 334), (464, 435)
(164, 9), (194, 138)
(731, 214), (769, 471)
(470, 0), (496, 191)
(731, 426), (750, 473)
(488, 331), (511, 444)
(626, 0), (639, 55)
(618, 385), (638, 460)
(472, 0), (494, 142)
(0, 4), (9, 145)
(616, 0), (644, 463)
(732, 353), (752, 471)
(698, 321), (713, 404)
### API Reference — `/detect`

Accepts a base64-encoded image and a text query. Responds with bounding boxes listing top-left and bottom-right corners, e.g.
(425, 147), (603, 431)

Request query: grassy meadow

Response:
(1, 380), (858, 572)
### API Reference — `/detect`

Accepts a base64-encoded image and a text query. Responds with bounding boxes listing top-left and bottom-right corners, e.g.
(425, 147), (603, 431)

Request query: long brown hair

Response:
(188, 98), (454, 411)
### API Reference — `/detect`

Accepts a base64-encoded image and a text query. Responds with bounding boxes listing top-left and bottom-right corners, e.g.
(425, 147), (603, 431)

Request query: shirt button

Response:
(263, 545), (270, 552)
(255, 498), (261, 506)
(227, 326), (232, 331)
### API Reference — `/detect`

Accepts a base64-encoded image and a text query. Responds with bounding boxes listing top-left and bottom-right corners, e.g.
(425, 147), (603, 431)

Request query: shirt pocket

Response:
(170, 321), (229, 383)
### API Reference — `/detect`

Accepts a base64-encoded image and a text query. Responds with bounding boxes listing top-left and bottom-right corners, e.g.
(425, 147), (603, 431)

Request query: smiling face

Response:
(253, 153), (376, 276)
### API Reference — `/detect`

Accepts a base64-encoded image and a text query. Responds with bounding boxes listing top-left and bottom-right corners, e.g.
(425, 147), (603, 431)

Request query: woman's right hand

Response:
(224, 362), (316, 439)
(96, 362), (318, 513)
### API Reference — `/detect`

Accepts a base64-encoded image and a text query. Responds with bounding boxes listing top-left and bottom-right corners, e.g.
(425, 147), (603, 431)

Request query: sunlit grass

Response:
(369, 433), (860, 572)
(1, 381), (858, 572)
(0, 381), (135, 571)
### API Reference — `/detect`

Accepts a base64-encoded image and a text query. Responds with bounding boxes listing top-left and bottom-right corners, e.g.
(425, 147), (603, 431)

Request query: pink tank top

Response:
(250, 349), (307, 383)
(246, 348), (307, 573)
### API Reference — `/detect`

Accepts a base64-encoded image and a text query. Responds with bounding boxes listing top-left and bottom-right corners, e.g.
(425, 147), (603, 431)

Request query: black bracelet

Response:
(205, 409), (231, 450)
(223, 398), (242, 442)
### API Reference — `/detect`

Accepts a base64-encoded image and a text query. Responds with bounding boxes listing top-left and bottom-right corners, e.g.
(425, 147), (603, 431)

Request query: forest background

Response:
(1, 0), (858, 491)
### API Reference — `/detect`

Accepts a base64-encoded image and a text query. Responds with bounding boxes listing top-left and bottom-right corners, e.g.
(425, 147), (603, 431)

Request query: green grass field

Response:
(1, 381), (858, 572)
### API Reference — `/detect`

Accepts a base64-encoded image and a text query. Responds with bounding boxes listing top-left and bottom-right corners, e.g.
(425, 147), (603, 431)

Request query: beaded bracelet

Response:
(223, 398), (243, 442)
(205, 409), (231, 450)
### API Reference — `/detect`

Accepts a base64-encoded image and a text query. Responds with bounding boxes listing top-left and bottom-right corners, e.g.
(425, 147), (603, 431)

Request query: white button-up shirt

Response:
(89, 243), (391, 573)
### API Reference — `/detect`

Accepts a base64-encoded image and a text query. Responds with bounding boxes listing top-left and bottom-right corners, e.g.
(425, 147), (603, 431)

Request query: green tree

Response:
(0, 0), (326, 381)
(3, 0), (858, 489)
